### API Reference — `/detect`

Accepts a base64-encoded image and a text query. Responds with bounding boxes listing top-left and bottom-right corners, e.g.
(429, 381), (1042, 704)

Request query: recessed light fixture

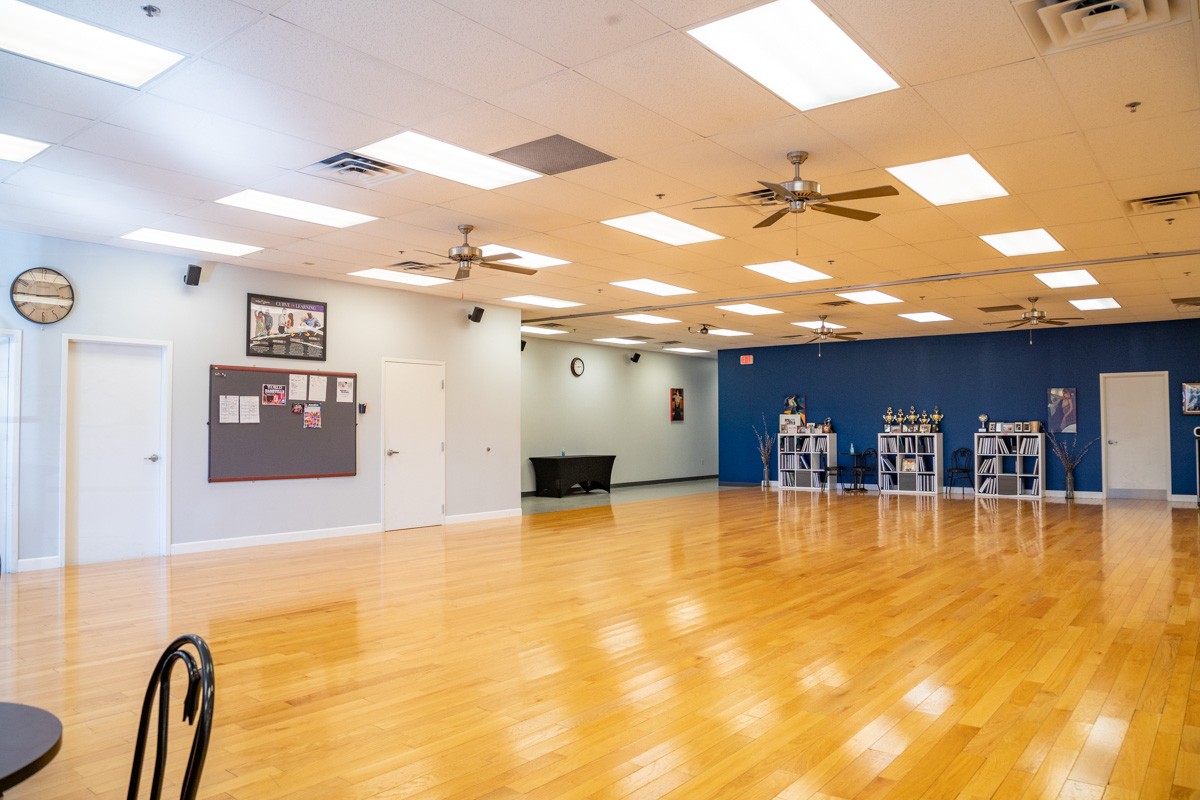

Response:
(663, 347), (710, 354)
(792, 320), (845, 330)
(706, 328), (752, 337)
(480, 245), (568, 268)
(614, 313), (680, 324)
(1035, 269), (1097, 289)
(981, 228), (1064, 257)
(610, 278), (696, 297)
(520, 325), (567, 335)
(1069, 297), (1120, 311)
(837, 290), (902, 305)
(216, 190), (376, 228)
(0, 0), (184, 87)
(885, 154), (1007, 206)
(688, 0), (898, 110)
(715, 303), (782, 316)
(743, 260), (832, 283)
(121, 228), (261, 257)
(594, 337), (644, 345)
(503, 294), (583, 309)
(349, 268), (452, 287)
(601, 212), (722, 245)
(899, 311), (952, 323)
(0, 131), (50, 163)
(355, 131), (540, 190)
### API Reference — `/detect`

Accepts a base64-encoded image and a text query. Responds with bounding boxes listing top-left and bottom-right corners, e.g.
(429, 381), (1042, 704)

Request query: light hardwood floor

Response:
(3, 489), (1199, 799)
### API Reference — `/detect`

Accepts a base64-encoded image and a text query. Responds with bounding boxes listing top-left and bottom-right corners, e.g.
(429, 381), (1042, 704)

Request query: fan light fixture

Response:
(217, 190), (376, 228)
(837, 290), (902, 305)
(356, 131), (540, 190)
(601, 212), (722, 245)
(981, 228), (1064, 257)
(1070, 297), (1120, 310)
(610, 278), (696, 297)
(122, 228), (261, 257)
(503, 295), (583, 309)
(615, 313), (680, 324)
(886, 154), (1007, 206)
(744, 260), (831, 283)
(0, 131), (50, 163)
(349, 268), (452, 287)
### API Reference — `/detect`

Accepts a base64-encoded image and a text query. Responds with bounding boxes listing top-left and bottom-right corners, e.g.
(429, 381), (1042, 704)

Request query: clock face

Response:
(570, 357), (585, 377)
(11, 267), (74, 325)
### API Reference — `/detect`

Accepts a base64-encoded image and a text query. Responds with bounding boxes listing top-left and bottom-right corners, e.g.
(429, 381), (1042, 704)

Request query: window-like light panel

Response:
(503, 294), (583, 309)
(837, 290), (902, 305)
(1070, 297), (1120, 311)
(715, 303), (782, 316)
(1035, 269), (1097, 289)
(601, 212), (722, 245)
(217, 190), (376, 228)
(0, 0), (184, 87)
(595, 337), (645, 345)
(899, 311), (952, 323)
(744, 260), (832, 283)
(0, 131), (50, 163)
(885, 154), (1007, 206)
(981, 228), (1064, 257)
(121, 228), (260, 257)
(615, 313), (680, 324)
(480, 244), (568, 268)
(707, 328), (751, 337)
(688, 0), (898, 110)
(349, 268), (452, 287)
(664, 347), (710, 354)
(355, 131), (540, 190)
(520, 325), (567, 335)
(610, 278), (696, 297)
(792, 320), (845, 330)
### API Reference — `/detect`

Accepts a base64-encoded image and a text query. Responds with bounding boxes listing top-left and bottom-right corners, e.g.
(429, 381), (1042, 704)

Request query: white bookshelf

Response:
(974, 432), (1044, 499)
(877, 432), (943, 495)
(778, 415), (836, 491)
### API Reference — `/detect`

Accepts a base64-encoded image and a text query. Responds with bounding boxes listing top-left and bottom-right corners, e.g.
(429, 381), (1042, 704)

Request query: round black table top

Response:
(0, 702), (62, 792)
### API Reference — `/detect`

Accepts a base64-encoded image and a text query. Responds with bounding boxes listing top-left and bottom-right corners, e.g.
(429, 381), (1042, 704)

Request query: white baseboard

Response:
(1169, 494), (1199, 504)
(1043, 490), (1105, 501)
(170, 523), (379, 556)
(16, 555), (60, 572)
(446, 508), (521, 525)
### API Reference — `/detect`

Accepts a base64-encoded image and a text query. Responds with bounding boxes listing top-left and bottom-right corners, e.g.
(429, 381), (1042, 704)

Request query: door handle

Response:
(145, 454), (160, 462)
(386, 449), (399, 456)
(1107, 440), (1118, 445)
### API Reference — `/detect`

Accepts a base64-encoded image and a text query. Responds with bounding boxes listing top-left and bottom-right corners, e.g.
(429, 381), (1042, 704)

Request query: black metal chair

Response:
(945, 447), (973, 497)
(852, 448), (878, 492)
(128, 634), (215, 800)
(823, 463), (845, 492)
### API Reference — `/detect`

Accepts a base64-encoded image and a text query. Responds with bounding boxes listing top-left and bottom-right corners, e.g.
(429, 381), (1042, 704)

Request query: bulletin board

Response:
(208, 364), (357, 482)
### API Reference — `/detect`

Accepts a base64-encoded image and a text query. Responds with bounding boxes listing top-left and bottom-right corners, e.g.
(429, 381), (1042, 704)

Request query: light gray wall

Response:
(1, 231), (522, 564)
(520, 336), (718, 492)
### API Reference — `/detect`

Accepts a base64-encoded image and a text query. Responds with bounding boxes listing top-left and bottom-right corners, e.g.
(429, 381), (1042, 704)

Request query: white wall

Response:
(1, 231), (522, 566)
(520, 337), (718, 492)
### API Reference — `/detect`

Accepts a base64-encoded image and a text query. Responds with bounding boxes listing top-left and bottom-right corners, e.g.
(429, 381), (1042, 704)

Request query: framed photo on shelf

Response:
(900, 456), (917, 472)
(919, 423), (931, 433)
(247, 293), (327, 361)
(1184, 382), (1200, 414)
(988, 422), (997, 432)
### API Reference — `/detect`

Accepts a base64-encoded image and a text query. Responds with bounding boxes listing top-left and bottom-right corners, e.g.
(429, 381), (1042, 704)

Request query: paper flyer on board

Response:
(336, 377), (354, 402)
(308, 374), (327, 402)
(289, 374), (308, 401)
(219, 395), (239, 423)
(239, 395), (260, 423)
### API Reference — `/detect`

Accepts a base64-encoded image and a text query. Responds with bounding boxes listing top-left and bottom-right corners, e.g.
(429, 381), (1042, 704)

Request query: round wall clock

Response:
(10, 267), (74, 324)
(570, 357), (585, 377)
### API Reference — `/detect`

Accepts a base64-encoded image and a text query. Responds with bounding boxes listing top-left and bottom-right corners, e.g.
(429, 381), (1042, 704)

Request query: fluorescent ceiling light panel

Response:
(217, 190), (376, 228)
(837, 290), (901, 305)
(520, 325), (567, 335)
(1070, 297), (1120, 311)
(688, 0), (898, 110)
(614, 313), (680, 324)
(480, 244), (568, 268)
(899, 311), (952, 323)
(792, 320), (845, 330)
(0, 0), (184, 87)
(980, 228), (1064, 257)
(715, 303), (782, 316)
(601, 212), (721, 245)
(1035, 269), (1097, 289)
(349, 268), (451, 287)
(885, 154), (1007, 206)
(664, 347), (709, 354)
(707, 328), (751, 337)
(744, 260), (831, 283)
(610, 278), (695, 297)
(121, 228), (260, 257)
(503, 294), (583, 309)
(355, 131), (540, 190)
(0, 131), (50, 162)
(595, 337), (644, 345)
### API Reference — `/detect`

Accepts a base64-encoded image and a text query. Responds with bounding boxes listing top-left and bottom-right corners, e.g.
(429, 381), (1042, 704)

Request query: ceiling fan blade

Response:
(1007, 321), (1029, 329)
(478, 262), (537, 276)
(390, 261), (445, 269)
(453, 264), (471, 281)
(757, 180), (794, 199)
(822, 185), (899, 202)
(1043, 319), (1069, 326)
(753, 208), (791, 229)
(831, 332), (862, 339)
(1049, 316), (1083, 322)
(735, 188), (776, 199)
(693, 201), (778, 210)
(810, 203), (879, 222)
(480, 252), (520, 262)
(984, 319), (1021, 325)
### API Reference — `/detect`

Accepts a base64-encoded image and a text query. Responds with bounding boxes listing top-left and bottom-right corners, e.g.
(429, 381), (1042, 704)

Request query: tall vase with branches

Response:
(1046, 432), (1098, 500)
(752, 414), (775, 488)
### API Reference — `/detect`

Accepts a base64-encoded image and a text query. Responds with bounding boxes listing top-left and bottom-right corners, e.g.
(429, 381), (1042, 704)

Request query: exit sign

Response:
(740, 355), (754, 365)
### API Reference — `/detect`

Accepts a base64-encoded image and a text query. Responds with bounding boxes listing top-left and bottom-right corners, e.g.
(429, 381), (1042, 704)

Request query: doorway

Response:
(62, 338), (170, 564)
(1100, 371), (1170, 500)
(382, 359), (445, 530)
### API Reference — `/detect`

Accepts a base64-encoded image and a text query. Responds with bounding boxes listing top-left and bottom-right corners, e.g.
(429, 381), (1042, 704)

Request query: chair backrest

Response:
(860, 448), (878, 470)
(952, 447), (972, 469)
(128, 634), (215, 800)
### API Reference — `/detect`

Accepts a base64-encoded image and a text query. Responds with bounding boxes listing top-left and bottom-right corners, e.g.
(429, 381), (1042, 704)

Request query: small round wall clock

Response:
(10, 267), (75, 324)
(570, 357), (585, 377)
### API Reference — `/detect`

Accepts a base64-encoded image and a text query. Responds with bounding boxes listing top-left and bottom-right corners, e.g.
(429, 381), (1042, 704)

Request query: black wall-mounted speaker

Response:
(184, 264), (202, 286)
(630, 352), (641, 363)
(468, 306), (485, 323)
(521, 339), (527, 351)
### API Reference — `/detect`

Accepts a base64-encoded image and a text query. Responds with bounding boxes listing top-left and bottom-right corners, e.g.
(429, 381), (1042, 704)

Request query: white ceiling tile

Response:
(440, 191), (589, 233)
(0, 51), (135, 120)
(938, 196), (1044, 235)
(1085, 111), (1200, 182)
(5, 166), (200, 215)
(30, 0), (265, 54)
(1110, 169), (1200, 203)
(0, 97), (93, 144)
(559, 158), (711, 208)
(252, 173), (425, 219)
(806, 90), (967, 165)
(709, 114), (875, 176)
(413, 102), (556, 156)
(496, 176), (630, 222)
(978, 133), (1105, 193)
(1052, 218), (1139, 250)
(628, 0), (759, 28)
(872, 208), (971, 244)
(630, 139), (780, 197)
(1022, 184), (1126, 228)
(1128, 207), (1200, 243)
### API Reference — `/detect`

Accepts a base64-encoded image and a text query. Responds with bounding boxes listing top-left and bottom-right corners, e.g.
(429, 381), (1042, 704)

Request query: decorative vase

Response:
(1064, 469), (1075, 500)
(762, 464), (770, 488)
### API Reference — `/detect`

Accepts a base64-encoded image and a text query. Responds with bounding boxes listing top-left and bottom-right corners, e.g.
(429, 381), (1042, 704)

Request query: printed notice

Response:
(308, 374), (328, 402)
(239, 395), (260, 423)
(288, 374), (308, 401)
(336, 377), (354, 402)
(219, 395), (239, 423)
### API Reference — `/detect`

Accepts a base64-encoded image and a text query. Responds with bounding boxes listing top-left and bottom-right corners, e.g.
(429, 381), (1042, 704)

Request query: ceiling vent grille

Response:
(1127, 191), (1200, 214)
(659, 340), (682, 345)
(302, 152), (409, 187)
(1014, 0), (1190, 55)
(821, 300), (852, 307)
(394, 261), (440, 271)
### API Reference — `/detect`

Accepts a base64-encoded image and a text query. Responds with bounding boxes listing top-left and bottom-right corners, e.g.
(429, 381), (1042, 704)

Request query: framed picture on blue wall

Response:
(1047, 387), (1077, 433)
(1184, 382), (1200, 414)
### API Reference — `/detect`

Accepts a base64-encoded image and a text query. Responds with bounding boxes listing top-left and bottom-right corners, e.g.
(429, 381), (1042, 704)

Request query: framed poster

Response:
(1047, 387), (1077, 433)
(1184, 382), (1200, 414)
(247, 293), (326, 361)
(670, 388), (684, 422)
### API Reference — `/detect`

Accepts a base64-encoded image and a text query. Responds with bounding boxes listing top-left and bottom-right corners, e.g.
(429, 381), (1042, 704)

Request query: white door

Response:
(65, 340), (168, 564)
(1100, 371), (1170, 500)
(383, 360), (445, 530)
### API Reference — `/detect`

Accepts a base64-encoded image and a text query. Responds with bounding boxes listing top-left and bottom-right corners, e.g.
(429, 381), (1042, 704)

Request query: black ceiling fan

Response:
(695, 150), (898, 228)
(392, 224), (537, 281)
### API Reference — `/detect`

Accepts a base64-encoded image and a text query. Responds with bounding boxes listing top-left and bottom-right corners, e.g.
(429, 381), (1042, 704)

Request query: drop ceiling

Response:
(1, 0), (1198, 355)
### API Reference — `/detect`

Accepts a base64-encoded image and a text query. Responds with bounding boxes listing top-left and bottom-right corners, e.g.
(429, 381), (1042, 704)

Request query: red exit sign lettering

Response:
(740, 355), (754, 365)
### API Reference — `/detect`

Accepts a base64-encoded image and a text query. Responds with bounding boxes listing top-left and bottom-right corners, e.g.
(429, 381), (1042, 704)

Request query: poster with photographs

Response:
(247, 293), (326, 361)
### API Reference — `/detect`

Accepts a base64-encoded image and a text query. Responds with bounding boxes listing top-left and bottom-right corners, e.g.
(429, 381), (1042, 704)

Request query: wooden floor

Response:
(3, 489), (1199, 799)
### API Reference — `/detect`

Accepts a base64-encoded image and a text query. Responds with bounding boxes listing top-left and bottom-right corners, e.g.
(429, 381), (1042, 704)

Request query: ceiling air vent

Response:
(979, 304), (1026, 313)
(301, 152), (409, 188)
(821, 300), (852, 307)
(394, 261), (439, 271)
(1127, 191), (1200, 215)
(659, 340), (683, 346)
(1014, 0), (1191, 55)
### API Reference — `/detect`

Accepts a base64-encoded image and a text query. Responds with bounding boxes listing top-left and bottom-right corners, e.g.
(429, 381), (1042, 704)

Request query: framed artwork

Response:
(1184, 382), (1200, 414)
(900, 456), (917, 472)
(247, 293), (326, 361)
(670, 388), (684, 422)
(988, 422), (997, 432)
(1047, 387), (1077, 433)
(919, 423), (931, 433)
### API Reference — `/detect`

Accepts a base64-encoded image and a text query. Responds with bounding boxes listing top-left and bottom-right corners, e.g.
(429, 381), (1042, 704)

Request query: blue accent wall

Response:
(718, 318), (1200, 495)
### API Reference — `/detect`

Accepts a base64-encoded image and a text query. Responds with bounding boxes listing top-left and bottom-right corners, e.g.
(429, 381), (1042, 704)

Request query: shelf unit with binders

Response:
(974, 432), (1044, 499)
(778, 415), (836, 491)
(877, 432), (942, 494)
